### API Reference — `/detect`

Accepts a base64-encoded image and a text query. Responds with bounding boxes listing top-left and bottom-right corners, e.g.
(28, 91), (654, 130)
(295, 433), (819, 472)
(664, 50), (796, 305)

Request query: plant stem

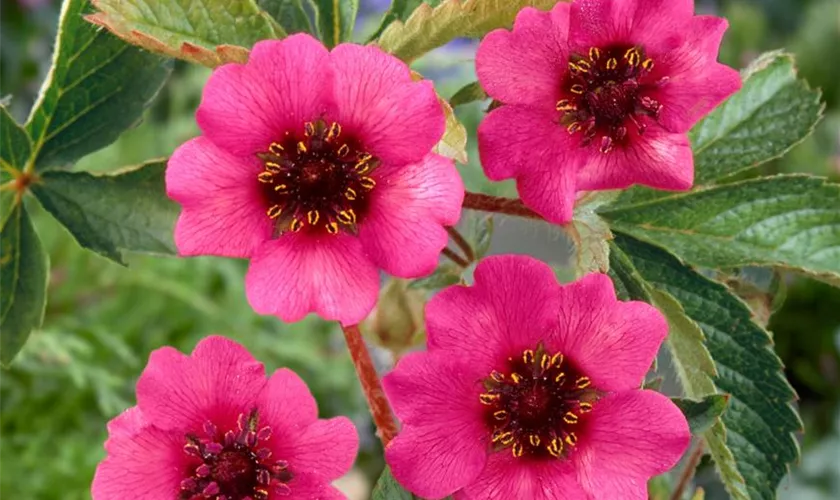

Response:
(445, 226), (475, 262)
(462, 191), (543, 220)
(340, 323), (398, 446)
(441, 247), (470, 268)
(670, 441), (705, 500)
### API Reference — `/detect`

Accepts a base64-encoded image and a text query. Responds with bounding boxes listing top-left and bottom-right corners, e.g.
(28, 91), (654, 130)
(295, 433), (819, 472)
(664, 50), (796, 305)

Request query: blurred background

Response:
(1, 0), (839, 498)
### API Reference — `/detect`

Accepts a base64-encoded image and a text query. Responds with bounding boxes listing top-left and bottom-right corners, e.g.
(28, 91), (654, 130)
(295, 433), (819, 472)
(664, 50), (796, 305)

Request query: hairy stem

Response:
(441, 247), (470, 268)
(670, 441), (705, 500)
(445, 226), (475, 262)
(462, 191), (543, 220)
(340, 324), (398, 445)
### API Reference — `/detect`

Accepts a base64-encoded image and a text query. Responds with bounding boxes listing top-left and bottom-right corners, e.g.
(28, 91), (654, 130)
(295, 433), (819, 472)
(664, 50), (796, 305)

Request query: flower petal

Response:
(197, 34), (333, 157)
(329, 43), (444, 166)
(569, 0), (694, 50)
(271, 417), (359, 482)
(548, 274), (667, 392)
(384, 352), (488, 499)
(426, 255), (563, 374)
(245, 233), (380, 325)
(456, 452), (585, 500)
(258, 368), (319, 432)
(287, 474), (347, 500)
(476, 5), (570, 107)
(653, 16), (742, 133)
(575, 126), (694, 192)
(92, 420), (185, 500)
(167, 137), (273, 258)
(136, 336), (266, 431)
(478, 105), (580, 223)
(575, 390), (690, 497)
(358, 153), (464, 278)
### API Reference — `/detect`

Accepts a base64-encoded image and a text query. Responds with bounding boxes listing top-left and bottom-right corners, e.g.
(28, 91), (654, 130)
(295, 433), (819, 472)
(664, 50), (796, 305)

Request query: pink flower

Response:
(92, 336), (358, 500)
(166, 34), (464, 325)
(476, 0), (741, 223)
(383, 256), (689, 499)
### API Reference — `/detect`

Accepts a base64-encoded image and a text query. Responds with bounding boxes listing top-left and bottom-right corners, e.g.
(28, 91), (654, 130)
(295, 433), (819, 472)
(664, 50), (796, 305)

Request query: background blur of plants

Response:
(1, 0), (838, 499)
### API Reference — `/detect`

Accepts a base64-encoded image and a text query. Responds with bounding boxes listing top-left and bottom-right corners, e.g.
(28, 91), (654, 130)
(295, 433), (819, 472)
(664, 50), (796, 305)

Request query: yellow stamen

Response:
(529, 435), (541, 447)
(512, 442), (524, 457)
(642, 58), (654, 71)
(589, 47), (601, 61)
(327, 122), (341, 141)
(565, 433), (578, 447)
(522, 350), (535, 364)
(307, 210), (320, 225)
(510, 373), (522, 384)
(258, 172), (273, 183)
(490, 370), (505, 382)
(480, 393), (499, 405)
(296, 141), (307, 154)
(337, 144), (350, 157)
(326, 222), (339, 234)
(567, 122), (582, 134)
(269, 142), (284, 155)
(337, 209), (356, 225)
(606, 57), (618, 70)
(540, 354), (551, 371)
(290, 219), (303, 232)
(304, 122), (316, 137)
(359, 177), (376, 190)
(563, 412), (579, 424)
(344, 187), (357, 201)
(556, 99), (576, 112)
(493, 410), (508, 420)
(579, 402), (593, 413)
(265, 162), (282, 173)
(569, 62), (588, 74)
(555, 372), (567, 384)
(274, 184), (288, 192)
(267, 205), (283, 219)
(575, 376), (591, 389)
(570, 84), (585, 94)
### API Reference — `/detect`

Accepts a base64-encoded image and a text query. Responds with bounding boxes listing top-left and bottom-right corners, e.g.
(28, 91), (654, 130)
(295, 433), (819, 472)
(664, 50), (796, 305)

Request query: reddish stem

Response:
(669, 441), (705, 500)
(340, 324), (398, 445)
(462, 191), (543, 220)
(445, 226), (475, 262)
(441, 247), (470, 268)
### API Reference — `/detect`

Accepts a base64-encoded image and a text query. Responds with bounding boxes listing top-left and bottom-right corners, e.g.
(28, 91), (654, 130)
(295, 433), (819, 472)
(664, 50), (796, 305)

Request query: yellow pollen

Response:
(490, 370), (505, 382)
(589, 47), (601, 60)
(510, 373), (523, 384)
(565, 433), (578, 447)
(354, 161), (370, 174)
(522, 350), (535, 364)
(337, 144), (350, 157)
(274, 184), (288, 192)
(304, 122), (316, 137)
(569, 62), (588, 74)
(290, 219), (303, 232)
(296, 141), (307, 153)
(267, 205), (283, 219)
(337, 209), (356, 225)
(626, 49), (641, 67)
(265, 162), (282, 173)
(575, 376), (591, 389)
(548, 438), (563, 457)
(480, 393), (499, 405)
(577, 59), (591, 70)
(570, 84), (585, 94)
(529, 435), (541, 447)
(500, 432), (515, 445)
(512, 442), (524, 457)
(269, 142), (284, 155)
(563, 412), (579, 424)
(556, 99), (576, 112)
(555, 372), (567, 384)
(579, 402), (593, 413)
(307, 210), (320, 225)
(551, 352), (564, 367)
(493, 410), (508, 420)
(258, 172), (273, 183)
(327, 122), (341, 141)
(344, 187), (357, 200)
(360, 177), (376, 190)
(567, 122), (582, 134)
(642, 58), (654, 71)
(540, 354), (551, 371)
(606, 58), (618, 70)
(326, 222), (339, 234)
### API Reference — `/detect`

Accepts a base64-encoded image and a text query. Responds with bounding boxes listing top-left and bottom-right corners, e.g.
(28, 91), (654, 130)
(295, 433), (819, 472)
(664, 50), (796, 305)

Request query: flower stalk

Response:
(341, 323), (399, 445)
(462, 191), (543, 220)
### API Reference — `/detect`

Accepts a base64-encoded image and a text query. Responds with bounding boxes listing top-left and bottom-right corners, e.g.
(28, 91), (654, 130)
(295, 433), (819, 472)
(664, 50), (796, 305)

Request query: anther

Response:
(337, 144), (350, 157)
(540, 354), (551, 371)
(563, 412), (580, 424)
(522, 350), (535, 364)
(274, 184), (288, 192)
(296, 141), (307, 154)
(337, 210), (356, 225)
(265, 162), (282, 173)
(493, 410), (508, 420)
(290, 219), (303, 232)
(565, 432), (578, 446)
(589, 47), (601, 60)
(345, 187), (357, 200)
(510, 373), (523, 384)
(490, 370), (505, 382)
(579, 402), (593, 413)
(359, 177), (376, 190)
(529, 434), (541, 446)
(575, 376), (591, 389)
(326, 222), (339, 234)
(570, 84), (585, 94)
(551, 352), (564, 367)
(267, 205), (283, 219)
(569, 62), (588, 74)
(258, 172), (274, 183)
(307, 210), (320, 225)
(269, 142), (285, 155)
(642, 58), (654, 71)
(567, 122), (582, 134)
(555, 372), (567, 384)
(556, 99), (576, 112)
(480, 393), (500, 405)
(327, 122), (341, 141)
(512, 442), (524, 457)
(304, 122), (316, 137)
(606, 58), (618, 70)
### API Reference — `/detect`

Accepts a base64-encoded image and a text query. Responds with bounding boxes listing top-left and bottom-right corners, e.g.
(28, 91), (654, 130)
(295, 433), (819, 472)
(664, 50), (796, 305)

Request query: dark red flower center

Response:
(558, 45), (665, 153)
(256, 120), (379, 235)
(180, 409), (293, 500)
(480, 347), (598, 460)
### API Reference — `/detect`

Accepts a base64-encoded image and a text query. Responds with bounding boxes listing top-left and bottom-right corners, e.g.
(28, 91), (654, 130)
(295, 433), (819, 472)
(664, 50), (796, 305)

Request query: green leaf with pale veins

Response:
(673, 395), (730, 435)
(1, 105), (32, 175)
(309, 0), (359, 48)
(613, 233), (801, 500)
(376, 0), (562, 63)
(30, 161), (178, 265)
(567, 191), (617, 278)
(1, 203), (49, 366)
(371, 466), (423, 500)
(26, 0), (171, 171)
(601, 175), (840, 284)
(259, 0), (314, 35)
(450, 81), (488, 108)
(368, 0), (442, 42)
(611, 50), (823, 208)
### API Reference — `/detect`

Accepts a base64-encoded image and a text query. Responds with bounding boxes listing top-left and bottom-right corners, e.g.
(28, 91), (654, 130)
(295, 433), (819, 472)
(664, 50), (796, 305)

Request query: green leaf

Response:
(673, 395), (730, 435)
(371, 466), (421, 500)
(470, 214), (494, 259)
(1, 105), (32, 174)
(1, 203), (49, 366)
(601, 175), (840, 284)
(30, 161), (178, 265)
(258, 0), (314, 35)
(610, 50), (823, 208)
(408, 263), (462, 290)
(450, 81), (488, 108)
(309, 0), (359, 48)
(614, 233), (801, 500)
(26, 0), (171, 171)
(567, 191), (617, 278)
(88, 0), (282, 66)
(368, 0), (443, 42)
(436, 95), (468, 163)
(376, 0), (561, 63)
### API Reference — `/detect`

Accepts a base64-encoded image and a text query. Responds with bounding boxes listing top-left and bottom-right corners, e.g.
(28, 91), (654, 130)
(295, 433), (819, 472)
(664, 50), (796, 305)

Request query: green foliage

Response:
(376, 0), (562, 63)
(258, 0), (314, 35)
(568, 191), (617, 277)
(601, 175), (840, 284)
(368, 0), (442, 42)
(673, 395), (730, 435)
(450, 81), (488, 108)
(409, 262), (463, 290)
(372, 466), (424, 499)
(27, 0), (172, 171)
(310, 0), (360, 48)
(612, 233), (802, 500)
(1, 105), (32, 177)
(0, 203), (49, 366)
(30, 161), (178, 265)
